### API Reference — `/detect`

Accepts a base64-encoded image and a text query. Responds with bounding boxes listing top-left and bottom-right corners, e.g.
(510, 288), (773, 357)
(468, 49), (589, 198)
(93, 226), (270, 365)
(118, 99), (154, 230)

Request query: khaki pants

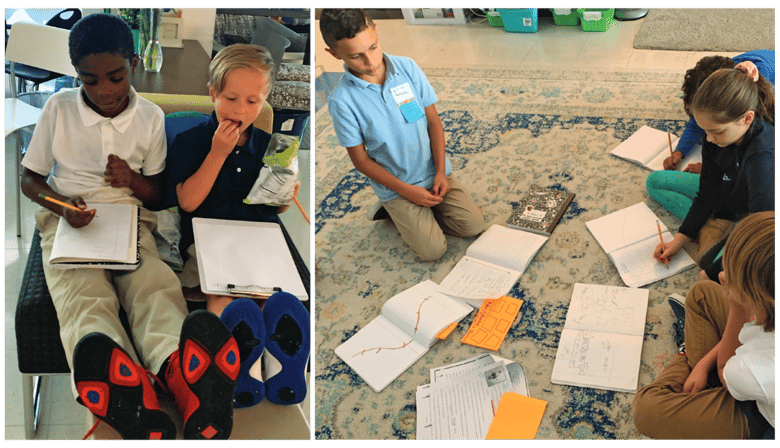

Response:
(633, 282), (751, 439)
(695, 217), (735, 266)
(382, 175), (486, 261)
(37, 207), (188, 395)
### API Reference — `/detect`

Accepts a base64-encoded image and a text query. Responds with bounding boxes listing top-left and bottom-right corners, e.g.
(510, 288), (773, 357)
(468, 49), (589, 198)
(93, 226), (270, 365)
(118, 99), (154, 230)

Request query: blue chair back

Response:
(146, 112), (211, 211)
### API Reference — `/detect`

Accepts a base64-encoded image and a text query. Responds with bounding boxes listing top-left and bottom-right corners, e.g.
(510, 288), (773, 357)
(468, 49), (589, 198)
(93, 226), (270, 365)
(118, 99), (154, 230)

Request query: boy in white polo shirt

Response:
(20, 14), (237, 439)
(321, 9), (485, 261)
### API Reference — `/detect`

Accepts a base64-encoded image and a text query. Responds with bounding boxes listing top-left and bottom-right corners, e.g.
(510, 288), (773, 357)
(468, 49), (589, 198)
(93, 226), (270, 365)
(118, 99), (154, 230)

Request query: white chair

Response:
(5, 21), (76, 237)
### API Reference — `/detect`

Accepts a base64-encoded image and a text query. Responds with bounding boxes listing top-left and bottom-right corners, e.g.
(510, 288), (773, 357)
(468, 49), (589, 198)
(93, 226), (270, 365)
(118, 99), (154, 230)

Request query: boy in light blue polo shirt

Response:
(321, 9), (485, 261)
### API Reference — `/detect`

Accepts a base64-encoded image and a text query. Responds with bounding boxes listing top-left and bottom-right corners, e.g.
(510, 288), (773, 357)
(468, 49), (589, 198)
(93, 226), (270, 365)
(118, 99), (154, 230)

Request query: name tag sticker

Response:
(390, 83), (424, 123)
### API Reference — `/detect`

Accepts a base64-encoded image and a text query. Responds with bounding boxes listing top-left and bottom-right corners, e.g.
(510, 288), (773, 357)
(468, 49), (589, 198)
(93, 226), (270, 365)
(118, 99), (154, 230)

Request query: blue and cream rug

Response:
(314, 67), (702, 439)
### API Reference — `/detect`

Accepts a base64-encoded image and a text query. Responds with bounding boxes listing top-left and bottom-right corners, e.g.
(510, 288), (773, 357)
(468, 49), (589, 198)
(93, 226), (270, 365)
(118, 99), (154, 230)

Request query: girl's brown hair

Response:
(681, 56), (736, 118)
(691, 67), (775, 125)
(722, 211), (774, 332)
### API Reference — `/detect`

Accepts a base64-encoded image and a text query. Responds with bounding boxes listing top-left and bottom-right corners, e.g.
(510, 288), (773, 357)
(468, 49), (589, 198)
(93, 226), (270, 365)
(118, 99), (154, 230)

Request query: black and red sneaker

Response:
(73, 332), (176, 439)
(164, 309), (239, 439)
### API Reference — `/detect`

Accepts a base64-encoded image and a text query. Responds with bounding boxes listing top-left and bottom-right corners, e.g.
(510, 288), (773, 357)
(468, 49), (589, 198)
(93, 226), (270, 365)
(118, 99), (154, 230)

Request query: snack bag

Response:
(243, 133), (300, 206)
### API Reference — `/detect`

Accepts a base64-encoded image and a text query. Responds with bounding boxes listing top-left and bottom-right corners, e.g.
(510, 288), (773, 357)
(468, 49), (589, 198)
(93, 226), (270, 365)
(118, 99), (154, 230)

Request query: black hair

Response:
(68, 13), (135, 67)
(319, 9), (374, 49)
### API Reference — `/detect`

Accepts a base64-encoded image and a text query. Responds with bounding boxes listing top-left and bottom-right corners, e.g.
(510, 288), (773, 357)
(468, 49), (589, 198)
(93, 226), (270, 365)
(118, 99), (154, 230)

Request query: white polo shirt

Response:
(22, 86), (166, 206)
(723, 321), (775, 428)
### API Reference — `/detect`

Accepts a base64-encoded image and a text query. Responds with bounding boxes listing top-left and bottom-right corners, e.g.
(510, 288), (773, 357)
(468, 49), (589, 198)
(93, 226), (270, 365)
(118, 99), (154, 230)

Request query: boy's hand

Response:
(104, 154), (136, 188)
(430, 172), (450, 198)
(63, 196), (96, 228)
(212, 119), (241, 158)
(403, 184), (444, 208)
(682, 361), (710, 394)
(683, 162), (702, 174)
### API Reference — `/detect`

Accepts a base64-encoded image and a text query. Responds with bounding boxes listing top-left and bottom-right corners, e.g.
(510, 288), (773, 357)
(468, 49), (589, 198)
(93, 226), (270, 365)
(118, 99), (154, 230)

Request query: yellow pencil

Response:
(38, 193), (97, 218)
(657, 220), (669, 269)
(668, 133), (674, 158)
(39, 194), (83, 212)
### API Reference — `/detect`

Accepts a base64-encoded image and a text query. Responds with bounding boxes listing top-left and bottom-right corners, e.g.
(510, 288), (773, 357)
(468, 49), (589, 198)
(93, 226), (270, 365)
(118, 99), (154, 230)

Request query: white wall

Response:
(180, 9), (217, 56)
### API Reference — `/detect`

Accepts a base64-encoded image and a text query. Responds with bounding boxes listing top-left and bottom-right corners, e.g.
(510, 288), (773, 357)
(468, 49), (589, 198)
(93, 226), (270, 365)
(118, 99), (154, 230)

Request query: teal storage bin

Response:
(497, 8), (538, 33)
(576, 9), (615, 32)
(551, 8), (579, 26)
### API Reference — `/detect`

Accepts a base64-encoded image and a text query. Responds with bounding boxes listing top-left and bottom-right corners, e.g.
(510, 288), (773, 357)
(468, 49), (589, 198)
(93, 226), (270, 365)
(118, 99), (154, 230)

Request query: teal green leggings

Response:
(645, 171), (700, 220)
(646, 170), (725, 263)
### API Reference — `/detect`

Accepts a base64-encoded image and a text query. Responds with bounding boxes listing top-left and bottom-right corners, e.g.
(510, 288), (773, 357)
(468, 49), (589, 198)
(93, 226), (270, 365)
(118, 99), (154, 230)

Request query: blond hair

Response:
(723, 211), (775, 332)
(208, 44), (275, 96)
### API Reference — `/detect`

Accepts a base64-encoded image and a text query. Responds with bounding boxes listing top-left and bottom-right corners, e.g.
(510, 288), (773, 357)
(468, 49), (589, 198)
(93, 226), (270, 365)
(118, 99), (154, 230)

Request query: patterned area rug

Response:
(314, 67), (703, 439)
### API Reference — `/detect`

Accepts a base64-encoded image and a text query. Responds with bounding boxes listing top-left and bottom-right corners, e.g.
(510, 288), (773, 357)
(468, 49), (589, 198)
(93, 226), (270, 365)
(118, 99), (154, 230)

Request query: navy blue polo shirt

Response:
(167, 111), (280, 255)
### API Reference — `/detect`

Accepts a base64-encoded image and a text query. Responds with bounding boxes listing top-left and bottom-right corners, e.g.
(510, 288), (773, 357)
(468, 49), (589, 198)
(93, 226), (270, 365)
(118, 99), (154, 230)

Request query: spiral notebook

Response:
(49, 203), (140, 270)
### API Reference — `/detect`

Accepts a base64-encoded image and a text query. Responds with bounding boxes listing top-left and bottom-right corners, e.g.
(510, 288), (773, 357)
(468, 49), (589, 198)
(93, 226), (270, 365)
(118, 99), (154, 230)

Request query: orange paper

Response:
(486, 392), (547, 439)
(435, 322), (458, 340)
(461, 296), (523, 350)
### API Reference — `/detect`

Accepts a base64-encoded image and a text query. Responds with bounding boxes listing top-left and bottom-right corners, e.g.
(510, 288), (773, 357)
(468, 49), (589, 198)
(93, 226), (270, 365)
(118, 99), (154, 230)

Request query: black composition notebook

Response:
(506, 185), (575, 236)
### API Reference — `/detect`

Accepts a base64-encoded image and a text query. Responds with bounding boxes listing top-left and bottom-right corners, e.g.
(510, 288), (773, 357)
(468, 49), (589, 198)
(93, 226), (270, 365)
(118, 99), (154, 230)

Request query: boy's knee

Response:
(414, 240), (447, 261)
(632, 388), (655, 437)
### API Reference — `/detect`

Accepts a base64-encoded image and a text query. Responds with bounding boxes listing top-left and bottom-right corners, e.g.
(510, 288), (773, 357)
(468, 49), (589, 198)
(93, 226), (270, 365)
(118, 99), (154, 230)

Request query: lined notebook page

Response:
(50, 203), (133, 263)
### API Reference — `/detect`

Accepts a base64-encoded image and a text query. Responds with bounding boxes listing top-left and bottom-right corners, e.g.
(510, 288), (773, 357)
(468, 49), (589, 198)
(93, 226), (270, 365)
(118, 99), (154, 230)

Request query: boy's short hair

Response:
(723, 211), (774, 332)
(69, 13), (135, 67)
(208, 44), (275, 96)
(319, 9), (374, 49)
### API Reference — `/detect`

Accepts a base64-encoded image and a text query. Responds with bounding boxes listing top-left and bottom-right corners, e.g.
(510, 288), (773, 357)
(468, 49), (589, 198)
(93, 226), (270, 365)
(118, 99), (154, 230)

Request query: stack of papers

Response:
(416, 354), (529, 439)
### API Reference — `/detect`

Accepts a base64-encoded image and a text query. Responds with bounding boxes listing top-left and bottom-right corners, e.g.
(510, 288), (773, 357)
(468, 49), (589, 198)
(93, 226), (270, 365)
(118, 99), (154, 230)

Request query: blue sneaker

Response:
(263, 292), (310, 405)
(668, 294), (686, 355)
(220, 298), (266, 408)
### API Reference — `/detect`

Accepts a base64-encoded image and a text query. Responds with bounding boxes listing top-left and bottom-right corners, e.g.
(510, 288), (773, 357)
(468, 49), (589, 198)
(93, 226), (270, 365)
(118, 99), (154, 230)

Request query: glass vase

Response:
(143, 8), (163, 72)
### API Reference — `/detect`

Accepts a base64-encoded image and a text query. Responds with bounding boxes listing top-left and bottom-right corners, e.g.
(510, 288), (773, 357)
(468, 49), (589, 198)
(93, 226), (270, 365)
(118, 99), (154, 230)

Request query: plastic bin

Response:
(551, 8), (579, 26)
(497, 9), (538, 33)
(486, 10), (503, 27)
(577, 9), (615, 32)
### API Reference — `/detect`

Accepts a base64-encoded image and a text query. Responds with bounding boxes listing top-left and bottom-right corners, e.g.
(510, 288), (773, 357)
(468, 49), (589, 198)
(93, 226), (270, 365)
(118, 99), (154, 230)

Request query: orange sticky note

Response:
(486, 392), (547, 439)
(435, 322), (458, 340)
(461, 296), (523, 350)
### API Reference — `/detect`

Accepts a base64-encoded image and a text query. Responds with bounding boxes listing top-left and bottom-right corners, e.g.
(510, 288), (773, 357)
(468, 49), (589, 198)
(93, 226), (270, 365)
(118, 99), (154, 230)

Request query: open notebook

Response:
(610, 126), (702, 171)
(551, 283), (649, 392)
(192, 218), (307, 301)
(334, 280), (473, 392)
(437, 225), (547, 306)
(585, 202), (696, 287)
(49, 203), (139, 270)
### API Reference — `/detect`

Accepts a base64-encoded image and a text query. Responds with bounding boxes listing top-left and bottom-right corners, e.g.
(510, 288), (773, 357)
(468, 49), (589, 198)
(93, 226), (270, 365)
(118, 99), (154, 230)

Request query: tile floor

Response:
(6, 9), (745, 440)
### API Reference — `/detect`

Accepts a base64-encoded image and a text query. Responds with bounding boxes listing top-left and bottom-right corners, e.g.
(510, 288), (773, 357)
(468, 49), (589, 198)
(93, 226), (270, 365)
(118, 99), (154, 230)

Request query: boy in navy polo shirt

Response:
(320, 9), (485, 261)
(167, 44), (309, 408)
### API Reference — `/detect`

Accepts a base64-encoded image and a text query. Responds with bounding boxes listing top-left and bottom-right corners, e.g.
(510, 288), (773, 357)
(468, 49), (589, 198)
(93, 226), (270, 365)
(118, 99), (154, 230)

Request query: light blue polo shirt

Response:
(327, 53), (452, 202)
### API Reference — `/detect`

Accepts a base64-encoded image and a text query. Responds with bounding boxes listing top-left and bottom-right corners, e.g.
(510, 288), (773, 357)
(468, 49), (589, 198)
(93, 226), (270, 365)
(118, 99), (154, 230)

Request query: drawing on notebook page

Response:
(568, 284), (638, 330)
(562, 331), (615, 377)
(352, 295), (431, 358)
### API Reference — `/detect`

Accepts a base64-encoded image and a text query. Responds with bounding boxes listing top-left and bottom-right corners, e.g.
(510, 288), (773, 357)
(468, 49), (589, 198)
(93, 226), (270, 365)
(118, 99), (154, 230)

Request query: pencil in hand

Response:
(39, 194), (96, 216)
(656, 220), (669, 269)
(667, 133), (674, 158)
